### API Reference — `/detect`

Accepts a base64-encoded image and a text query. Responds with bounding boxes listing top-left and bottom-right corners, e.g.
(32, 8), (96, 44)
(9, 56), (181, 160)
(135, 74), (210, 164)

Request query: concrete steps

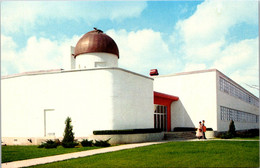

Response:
(164, 132), (197, 140)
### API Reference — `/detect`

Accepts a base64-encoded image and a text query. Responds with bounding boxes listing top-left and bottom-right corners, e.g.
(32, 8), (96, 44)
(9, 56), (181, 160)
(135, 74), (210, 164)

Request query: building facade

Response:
(153, 69), (259, 132)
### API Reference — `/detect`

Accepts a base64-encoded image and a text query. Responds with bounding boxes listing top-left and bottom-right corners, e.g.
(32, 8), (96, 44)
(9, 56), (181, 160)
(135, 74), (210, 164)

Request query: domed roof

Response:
(74, 28), (119, 58)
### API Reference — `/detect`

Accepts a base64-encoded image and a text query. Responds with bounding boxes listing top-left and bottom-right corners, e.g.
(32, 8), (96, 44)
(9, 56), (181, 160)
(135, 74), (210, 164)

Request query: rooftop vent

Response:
(150, 69), (159, 76)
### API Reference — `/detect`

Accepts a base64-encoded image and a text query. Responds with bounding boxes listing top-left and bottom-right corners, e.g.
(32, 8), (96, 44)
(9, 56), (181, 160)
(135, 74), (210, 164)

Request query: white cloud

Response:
(170, 0), (258, 96)
(212, 38), (258, 72)
(172, 0), (257, 61)
(1, 1), (147, 34)
(184, 63), (207, 72)
(1, 35), (80, 75)
(106, 29), (179, 75)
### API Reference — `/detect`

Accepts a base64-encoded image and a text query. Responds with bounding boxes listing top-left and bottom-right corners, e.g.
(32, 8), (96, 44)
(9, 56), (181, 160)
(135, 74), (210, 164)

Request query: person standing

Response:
(196, 121), (203, 139)
(202, 120), (207, 139)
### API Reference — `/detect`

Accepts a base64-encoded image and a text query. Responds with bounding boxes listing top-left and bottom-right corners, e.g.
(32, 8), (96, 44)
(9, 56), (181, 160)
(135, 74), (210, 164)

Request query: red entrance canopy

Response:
(154, 91), (179, 102)
(154, 91), (179, 132)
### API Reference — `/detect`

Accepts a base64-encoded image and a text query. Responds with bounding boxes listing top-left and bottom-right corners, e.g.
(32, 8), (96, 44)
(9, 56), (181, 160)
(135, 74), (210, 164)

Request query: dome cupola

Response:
(74, 28), (119, 58)
(73, 28), (119, 69)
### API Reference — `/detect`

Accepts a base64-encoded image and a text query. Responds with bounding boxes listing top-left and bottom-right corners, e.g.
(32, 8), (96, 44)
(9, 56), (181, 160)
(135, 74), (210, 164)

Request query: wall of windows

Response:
(220, 106), (259, 123)
(219, 77), (259, 107)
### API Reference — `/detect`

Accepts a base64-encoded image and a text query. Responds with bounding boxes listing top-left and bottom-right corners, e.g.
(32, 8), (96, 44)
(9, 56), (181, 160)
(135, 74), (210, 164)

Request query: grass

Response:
(232, 136), (259, 140)
(29, 140), (259, 168)
(2, 145), (102, 163)
(214, 136), (259, 140)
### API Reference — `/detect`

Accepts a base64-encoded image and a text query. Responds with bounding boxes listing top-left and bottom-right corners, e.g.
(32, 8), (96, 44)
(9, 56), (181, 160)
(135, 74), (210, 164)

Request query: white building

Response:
(2, 28), (259, 145)
(153, 69), (259, 132)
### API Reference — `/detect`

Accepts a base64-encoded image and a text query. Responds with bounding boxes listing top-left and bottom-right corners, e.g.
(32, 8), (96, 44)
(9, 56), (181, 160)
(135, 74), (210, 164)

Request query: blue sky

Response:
(1, 0), (259, 96)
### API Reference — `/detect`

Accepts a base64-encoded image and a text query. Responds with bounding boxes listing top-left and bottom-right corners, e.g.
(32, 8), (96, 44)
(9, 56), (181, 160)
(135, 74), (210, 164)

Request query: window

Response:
(220, 106), (259, 123)
(219, 77), (259, 107)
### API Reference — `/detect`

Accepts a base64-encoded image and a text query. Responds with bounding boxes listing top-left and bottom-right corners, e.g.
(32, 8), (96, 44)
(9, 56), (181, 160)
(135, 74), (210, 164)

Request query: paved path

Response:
(2, 139), (259, 168)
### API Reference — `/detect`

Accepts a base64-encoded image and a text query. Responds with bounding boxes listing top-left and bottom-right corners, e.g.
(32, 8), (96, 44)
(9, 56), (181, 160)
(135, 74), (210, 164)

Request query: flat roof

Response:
(1, 67), (154, 80)
(152, 69), (218, 78)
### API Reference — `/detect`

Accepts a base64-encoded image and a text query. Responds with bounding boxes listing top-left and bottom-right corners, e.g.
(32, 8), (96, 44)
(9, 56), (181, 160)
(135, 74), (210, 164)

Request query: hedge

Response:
(173, 127), (213, 132)
(93, 128), (162, 135)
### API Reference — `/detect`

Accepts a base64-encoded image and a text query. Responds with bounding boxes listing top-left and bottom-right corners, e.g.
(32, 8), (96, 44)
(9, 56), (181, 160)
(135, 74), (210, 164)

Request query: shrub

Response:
(62, 142), (79, 148)
(62, 117), (78, 148)
(38, 143), (45, 148)
(81, 139), (93, 147)
(220, 120), (237, 139)
(173, 127), (213, 132)
(220, 132), (233, 139)
(38, 139), (59, 149)
(54, 139), (62, 146)
(228, 120), (236, 137)
(94, 139), (111, 147)
(173, 127), (197, 132)
(237, 129), (259, 138)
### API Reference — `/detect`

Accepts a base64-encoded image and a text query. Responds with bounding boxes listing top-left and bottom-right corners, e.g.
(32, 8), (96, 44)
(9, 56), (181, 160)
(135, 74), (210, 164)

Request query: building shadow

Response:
(171, 99), (195, 130)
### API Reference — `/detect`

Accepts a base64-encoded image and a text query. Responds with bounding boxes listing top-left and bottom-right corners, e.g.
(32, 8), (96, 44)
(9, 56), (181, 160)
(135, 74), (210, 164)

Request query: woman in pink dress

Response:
(196, 121), (203, 139)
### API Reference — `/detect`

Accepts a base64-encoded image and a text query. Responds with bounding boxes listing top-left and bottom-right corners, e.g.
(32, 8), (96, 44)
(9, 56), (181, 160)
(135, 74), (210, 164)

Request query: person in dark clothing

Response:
(202, 120), (207, 139)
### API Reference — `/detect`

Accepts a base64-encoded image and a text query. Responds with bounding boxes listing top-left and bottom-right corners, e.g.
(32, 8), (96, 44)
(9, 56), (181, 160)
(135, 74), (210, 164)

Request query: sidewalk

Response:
(2, 141), (167, 168)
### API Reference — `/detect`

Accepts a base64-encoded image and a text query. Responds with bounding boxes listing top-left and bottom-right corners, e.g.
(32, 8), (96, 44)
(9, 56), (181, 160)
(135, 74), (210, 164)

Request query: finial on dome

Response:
(93, 27), (103, 33)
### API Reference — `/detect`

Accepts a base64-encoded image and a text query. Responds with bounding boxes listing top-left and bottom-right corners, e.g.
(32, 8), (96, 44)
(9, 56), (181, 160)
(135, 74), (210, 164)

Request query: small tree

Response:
(228, 120), (236, 137)
(221, 120), (236, 139)
(62, 117), (78, 148)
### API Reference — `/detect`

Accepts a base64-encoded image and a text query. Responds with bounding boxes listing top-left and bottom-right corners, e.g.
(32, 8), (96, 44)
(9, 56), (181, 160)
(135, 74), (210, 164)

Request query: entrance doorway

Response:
(154, 91), (179, 132)
(154, 105), (167, 131)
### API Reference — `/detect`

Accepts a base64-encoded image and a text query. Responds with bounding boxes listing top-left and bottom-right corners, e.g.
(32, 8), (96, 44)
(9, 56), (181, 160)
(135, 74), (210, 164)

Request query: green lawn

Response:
(214, 136), (259, 140)
(2, 145), (102, 163)
(232, 136), (259, 140)
(29, 141), (259, 168)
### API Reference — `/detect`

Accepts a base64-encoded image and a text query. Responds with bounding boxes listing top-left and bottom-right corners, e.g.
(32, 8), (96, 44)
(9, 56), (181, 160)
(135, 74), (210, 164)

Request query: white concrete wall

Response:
(2, 68), (153, 141)
(153, 70), (218, 131)
(216, 72), (259, 131)
(111, 69), (154, 130)
(75, 52), (118, 69)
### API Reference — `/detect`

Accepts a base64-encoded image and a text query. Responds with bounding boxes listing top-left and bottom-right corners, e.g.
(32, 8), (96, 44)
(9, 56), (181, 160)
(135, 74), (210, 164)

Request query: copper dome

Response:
(74, 28), (119, 58)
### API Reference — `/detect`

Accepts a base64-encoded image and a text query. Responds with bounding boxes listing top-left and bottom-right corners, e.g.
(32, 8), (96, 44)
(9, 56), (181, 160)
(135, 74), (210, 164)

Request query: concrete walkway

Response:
(2, 138), (259, 168)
